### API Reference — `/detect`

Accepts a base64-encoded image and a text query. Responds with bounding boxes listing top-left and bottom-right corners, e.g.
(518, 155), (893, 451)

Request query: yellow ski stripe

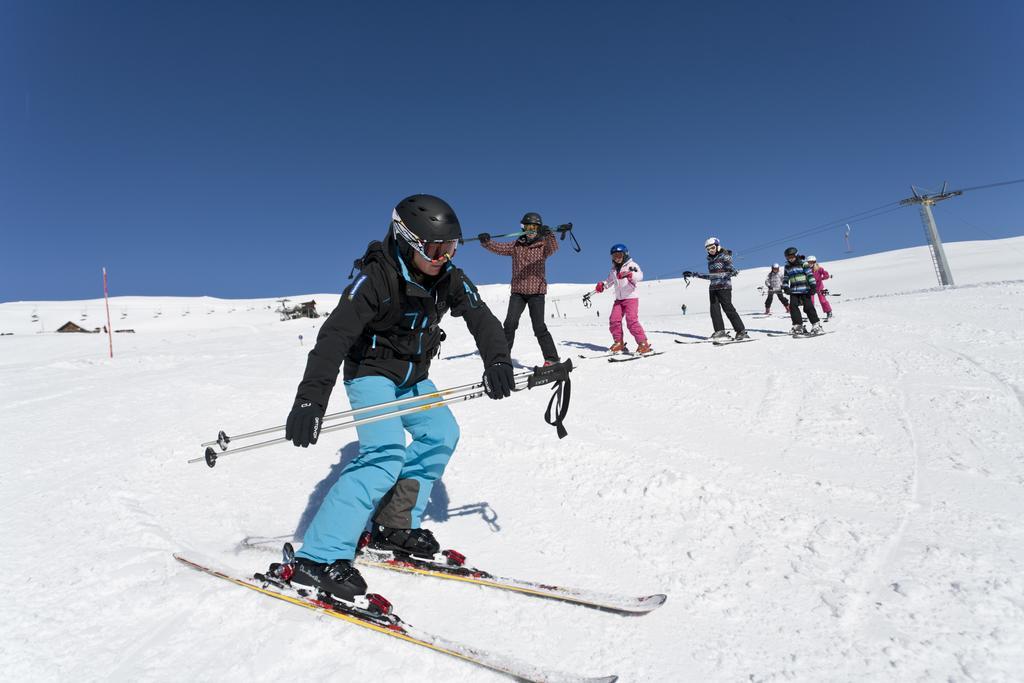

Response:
(172, 555), (522, 677)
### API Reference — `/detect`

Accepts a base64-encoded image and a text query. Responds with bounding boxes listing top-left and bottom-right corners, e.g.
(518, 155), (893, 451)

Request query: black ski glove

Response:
(286, 400), (324, 448)
(682, 270), (693, 278)
(478, 232), (491, 244)
(782, 286), (791, 295)
(482, 362), (515, 400)
(538, 225), (553, 237)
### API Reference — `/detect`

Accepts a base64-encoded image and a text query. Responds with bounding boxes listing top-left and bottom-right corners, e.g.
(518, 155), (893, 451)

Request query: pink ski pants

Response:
(609, 298), (647, 344)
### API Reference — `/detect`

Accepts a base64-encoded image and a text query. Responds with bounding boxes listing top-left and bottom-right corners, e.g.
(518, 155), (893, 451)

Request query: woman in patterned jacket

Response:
(478, 212), (560, 365)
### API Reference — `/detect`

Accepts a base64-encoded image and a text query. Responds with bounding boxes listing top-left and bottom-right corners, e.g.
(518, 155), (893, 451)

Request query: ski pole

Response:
(460, 229), (527, 244)
(460, 223), (573, 245)
(193, 360), (574, 467)
(192, 386), (500, 468)
(200, 370), (537, 451)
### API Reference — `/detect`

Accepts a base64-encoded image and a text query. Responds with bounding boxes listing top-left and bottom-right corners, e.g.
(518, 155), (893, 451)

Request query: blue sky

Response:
(2, 1), (1021, 301)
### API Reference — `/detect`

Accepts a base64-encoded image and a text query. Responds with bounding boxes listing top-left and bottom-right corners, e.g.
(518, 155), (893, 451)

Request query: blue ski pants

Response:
(296, 376), (460, 563)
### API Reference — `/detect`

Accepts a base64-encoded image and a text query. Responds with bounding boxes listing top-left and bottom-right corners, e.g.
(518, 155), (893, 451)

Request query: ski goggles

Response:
(392, 216), (459, 264)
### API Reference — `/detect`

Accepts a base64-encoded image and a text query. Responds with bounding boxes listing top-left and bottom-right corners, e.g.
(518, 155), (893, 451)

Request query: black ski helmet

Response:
(521, 212), (542, 226)
(784, 247), (798, 258)
(391, 194), (462, 265)
(393, 194), (462, 242)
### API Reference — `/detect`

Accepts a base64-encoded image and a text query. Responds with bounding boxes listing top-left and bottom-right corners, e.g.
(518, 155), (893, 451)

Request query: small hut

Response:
(57, 321), (90, 333)
(296, 300), (319, 318)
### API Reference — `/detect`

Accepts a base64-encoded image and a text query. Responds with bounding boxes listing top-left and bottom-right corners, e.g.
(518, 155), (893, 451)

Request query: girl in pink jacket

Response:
(807, 256), (833, 320)
(594, 243), (652, 354)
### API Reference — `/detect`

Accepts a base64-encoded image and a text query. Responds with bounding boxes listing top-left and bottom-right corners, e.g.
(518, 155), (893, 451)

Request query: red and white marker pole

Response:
(102, 267), (114, 359)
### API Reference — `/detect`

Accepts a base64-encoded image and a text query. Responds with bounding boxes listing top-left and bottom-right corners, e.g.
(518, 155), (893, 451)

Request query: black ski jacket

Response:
(295, 233), (510, 409)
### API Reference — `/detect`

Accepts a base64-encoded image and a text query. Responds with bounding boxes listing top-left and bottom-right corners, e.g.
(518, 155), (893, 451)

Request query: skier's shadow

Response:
(293, 441), (502, 540)
(443, 349), (481, 361)
(424, 486), (501, 532)
(649, 329), (704, 340)
(561, 340), (606, 352)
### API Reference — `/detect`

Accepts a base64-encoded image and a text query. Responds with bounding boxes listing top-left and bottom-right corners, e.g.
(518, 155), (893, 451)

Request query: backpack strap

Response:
(349, 241), (404, 333)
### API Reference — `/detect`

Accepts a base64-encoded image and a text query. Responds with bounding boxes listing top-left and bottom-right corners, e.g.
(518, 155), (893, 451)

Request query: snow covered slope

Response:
(2, 237), (1023, 681)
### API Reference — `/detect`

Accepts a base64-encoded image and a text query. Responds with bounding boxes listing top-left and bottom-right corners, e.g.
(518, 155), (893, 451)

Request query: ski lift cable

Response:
(736, 204), (906, 257)
(652, 201), (906, 280)
(656, 176), (1023, 279)
(955, 177), (1024, 194)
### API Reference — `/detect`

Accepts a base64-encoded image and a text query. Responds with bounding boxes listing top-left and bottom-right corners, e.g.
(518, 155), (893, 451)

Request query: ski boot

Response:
(764, 308), (771, 315)
(636, 341), (653, 354)
(825, 311), (833, 321)
(289, 556), (368, 602)
(809, 322), (824, 335)
(790, 324), (807, 336)
(609, 340), (628, 354)
(369, 525), (441, 560)
(262, 544), (393, 621)
(710, 330), (731, 341)
(734, 330), (750, 341)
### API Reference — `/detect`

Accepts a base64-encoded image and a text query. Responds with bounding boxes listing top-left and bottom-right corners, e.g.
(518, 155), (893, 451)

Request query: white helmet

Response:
(807, 255), (817, 263)
(705, 236), (720, 249)
(771, 263), (780, 269)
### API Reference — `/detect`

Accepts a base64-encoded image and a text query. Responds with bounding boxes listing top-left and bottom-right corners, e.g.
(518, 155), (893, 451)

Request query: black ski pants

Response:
(764, 290), (789, 309)
(789, 292), (820, 325)
(709, 289), (745, 333)
(504, 293), (559, 362)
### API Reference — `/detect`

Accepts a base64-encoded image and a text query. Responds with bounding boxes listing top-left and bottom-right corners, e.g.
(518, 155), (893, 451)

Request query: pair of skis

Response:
(764, 329), (832, 338)
(576, 350), (664, 363)
(175, 536), (666, 682)
(239, 534), (665, 614)
(673, 336), (756, 346)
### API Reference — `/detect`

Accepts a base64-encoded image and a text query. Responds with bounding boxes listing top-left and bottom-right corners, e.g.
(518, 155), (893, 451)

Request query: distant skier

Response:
(763, 263), (790, 315)
(591, 243), (652, 354)
(478, 212), (560, 365)
(283, 194), (514, 603)
(782, 246), (823, 336)
(807, 256), (833, 321)
(684, 237), (748, 341)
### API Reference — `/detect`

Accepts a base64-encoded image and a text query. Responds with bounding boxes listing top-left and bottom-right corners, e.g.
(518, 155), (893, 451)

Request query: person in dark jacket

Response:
(685, 237), (748, 340)
(782, 246), (822, 336)
(283, 194), (515, 602)
(478, 212), (560, 364)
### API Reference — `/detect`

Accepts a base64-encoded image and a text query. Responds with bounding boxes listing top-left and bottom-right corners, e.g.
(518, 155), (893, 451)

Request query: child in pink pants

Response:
(594, 243), (651, 354)
(808, 256), (833, 320)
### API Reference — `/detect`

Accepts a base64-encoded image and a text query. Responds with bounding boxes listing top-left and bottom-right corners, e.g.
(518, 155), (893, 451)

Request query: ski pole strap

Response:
(544, 375), (571, 439)
(555, 223), (581, 253)
(526, 359), (574, 439)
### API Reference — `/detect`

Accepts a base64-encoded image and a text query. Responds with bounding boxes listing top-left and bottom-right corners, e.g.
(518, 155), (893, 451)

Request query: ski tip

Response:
(640, 593), (668, 609)
(614, 593), (668, 613)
